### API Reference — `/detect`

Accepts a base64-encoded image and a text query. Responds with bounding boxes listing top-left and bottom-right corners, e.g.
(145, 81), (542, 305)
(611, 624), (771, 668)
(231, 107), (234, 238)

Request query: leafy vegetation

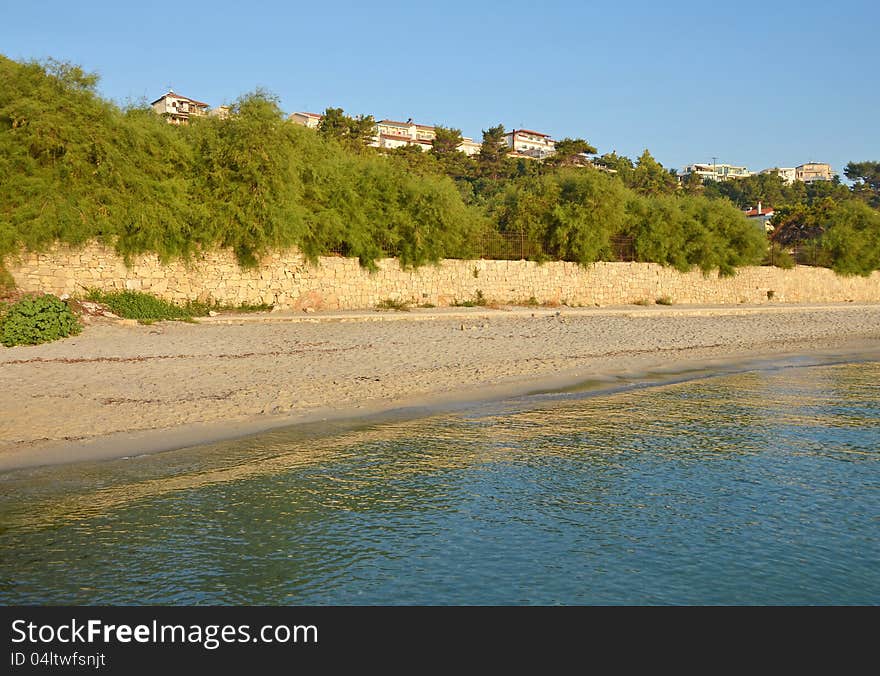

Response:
(84, 289), (204, 323)
(0, 294), (81, 346)
(375, 298), (410, 311)
(1, 55), (879, 282)
(451, 290), (488, 307)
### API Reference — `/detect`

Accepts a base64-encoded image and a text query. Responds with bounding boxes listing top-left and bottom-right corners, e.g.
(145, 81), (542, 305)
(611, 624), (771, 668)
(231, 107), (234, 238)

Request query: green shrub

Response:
(85, 289), (203, 323)
(767, 243), (795, 269)
(821, 201), (880, 276)
(451, 290), (488, 307)
(0, 294), (81, 346)
(376, 298), (410, 311)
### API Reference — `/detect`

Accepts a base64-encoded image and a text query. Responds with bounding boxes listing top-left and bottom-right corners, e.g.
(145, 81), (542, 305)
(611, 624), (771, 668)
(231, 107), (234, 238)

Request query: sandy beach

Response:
(2, 302), (880, 471)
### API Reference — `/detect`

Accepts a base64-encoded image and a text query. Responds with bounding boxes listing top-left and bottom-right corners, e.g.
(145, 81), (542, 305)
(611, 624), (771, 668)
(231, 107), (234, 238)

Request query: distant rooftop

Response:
(150, 90), (209, 107)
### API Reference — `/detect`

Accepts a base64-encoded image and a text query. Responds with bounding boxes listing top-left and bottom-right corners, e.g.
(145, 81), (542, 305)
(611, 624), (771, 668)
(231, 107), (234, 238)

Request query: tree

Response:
(429, 125), (477, 180)
(431, 125), (463, 156)
(594, 151), (634, 182)
(477, 124), (509, 180)
(317, 107), (376, 151)
(549, 137), (597, 167)
(681, 171), (704, 195)
(629, 149), (678, 196)
(844, 161), (880, 207)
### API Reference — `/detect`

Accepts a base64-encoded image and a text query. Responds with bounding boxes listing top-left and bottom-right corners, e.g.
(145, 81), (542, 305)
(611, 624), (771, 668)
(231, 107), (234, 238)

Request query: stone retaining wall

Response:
(7, 243), (880, 309)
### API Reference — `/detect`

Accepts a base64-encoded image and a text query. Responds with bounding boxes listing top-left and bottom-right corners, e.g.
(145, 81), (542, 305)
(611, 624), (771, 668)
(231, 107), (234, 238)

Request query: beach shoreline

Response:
(2, 302), (880, 472)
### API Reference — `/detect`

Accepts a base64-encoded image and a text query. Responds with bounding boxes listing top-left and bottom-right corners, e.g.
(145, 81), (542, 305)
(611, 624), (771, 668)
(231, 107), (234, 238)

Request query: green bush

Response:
(85, 289), (203, 323)
(0, 294), (81, 346)
(821, 201), (880, 276)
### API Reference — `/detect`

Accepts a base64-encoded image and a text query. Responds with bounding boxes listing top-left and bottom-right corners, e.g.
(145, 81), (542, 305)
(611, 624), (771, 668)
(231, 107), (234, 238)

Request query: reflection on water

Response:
(1, 361), (878, 605)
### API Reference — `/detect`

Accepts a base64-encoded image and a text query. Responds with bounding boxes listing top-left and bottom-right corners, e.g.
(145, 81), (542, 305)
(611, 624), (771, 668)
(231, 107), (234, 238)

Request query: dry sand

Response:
(2, 303), (879, 470)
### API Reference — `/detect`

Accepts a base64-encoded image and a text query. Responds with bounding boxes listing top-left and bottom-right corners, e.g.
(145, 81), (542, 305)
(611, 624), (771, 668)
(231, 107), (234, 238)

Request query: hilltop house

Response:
(796, 162), (833, 183)
(759, 164), (833, 184)
(373, 118), (481, 155)
(679, 163), (751, 182)
(289, 111), (323, 129)
(503, 129), (555, 159)
(759, 167), (797, 184)
(151, 91), (210, 125)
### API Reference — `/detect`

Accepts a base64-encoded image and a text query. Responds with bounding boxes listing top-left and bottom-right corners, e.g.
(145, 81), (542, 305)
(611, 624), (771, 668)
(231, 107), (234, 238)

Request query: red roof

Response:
(744, 206), (775, 217)
(294, 112), (323, 118)
(379, 119), (414, 127)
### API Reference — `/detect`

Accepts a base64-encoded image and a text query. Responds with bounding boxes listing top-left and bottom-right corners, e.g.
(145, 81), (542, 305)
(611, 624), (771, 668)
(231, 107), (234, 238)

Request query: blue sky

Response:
(3, 0), (878, 174)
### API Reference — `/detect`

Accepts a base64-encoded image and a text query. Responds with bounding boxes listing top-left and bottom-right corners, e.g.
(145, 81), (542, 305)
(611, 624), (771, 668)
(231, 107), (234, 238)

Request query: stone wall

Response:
(7, 242), (880, 309)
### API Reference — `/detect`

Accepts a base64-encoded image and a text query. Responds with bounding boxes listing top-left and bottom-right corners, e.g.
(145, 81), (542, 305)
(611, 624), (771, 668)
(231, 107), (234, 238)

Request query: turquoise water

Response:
(1, 360), (878, 605)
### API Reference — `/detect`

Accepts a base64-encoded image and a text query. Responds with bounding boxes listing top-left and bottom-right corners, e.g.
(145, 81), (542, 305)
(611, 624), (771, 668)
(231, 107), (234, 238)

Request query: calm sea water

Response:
(1, 359), (878, 605)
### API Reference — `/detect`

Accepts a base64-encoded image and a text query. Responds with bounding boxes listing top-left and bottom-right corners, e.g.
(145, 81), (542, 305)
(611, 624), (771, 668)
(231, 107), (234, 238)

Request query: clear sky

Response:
(3, 0), (878, 174)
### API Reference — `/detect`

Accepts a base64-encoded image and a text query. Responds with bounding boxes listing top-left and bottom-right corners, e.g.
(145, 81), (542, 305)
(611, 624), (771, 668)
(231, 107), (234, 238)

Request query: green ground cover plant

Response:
(0, 294), (81, 346)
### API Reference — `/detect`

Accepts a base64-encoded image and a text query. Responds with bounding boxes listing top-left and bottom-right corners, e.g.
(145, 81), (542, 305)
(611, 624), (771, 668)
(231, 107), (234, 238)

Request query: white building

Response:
(502, 129), (555, 159)
(289, 112), (323, 129)
(151, 91), (210, 125)
(759, 167), (797, 184)
(679, 162), (751, 182)
(796, 162), (833, 183)
(374, 118), (481, 155)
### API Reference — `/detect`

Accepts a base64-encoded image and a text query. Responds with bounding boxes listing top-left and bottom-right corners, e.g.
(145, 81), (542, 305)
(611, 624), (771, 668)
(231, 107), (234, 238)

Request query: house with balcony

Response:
(796, 162), (833, 183)
(373, 118), (481, 155)
(678, 162), (751, 182)
(502, 129), (555, 159)
(151, 91), (210, 125)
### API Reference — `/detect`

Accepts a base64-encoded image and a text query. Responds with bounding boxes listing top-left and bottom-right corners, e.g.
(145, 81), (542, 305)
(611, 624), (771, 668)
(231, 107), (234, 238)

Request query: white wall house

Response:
(759, 167), (797, 184)
(374, 118), (481, 155)
(744, 202), (776, 232)
(679, 163), (751, 182)
(151, 91), (210, 125)
(289, 112), (323, 129)
(502, 129), (555, 159)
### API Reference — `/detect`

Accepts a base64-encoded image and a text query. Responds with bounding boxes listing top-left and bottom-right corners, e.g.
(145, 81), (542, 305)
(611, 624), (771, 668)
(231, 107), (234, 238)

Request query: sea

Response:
(1, 357), (878, 605)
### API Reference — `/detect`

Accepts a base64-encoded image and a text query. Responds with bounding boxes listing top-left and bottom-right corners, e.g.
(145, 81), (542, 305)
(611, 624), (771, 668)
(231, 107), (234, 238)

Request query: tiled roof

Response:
(744, 207), (775, 217)
(510, 129), (551, 138)
(151, 91), (209, 107)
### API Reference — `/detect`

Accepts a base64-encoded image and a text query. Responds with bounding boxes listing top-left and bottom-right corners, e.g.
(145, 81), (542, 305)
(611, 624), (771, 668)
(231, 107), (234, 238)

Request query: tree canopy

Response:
(2, 55), (879, 280)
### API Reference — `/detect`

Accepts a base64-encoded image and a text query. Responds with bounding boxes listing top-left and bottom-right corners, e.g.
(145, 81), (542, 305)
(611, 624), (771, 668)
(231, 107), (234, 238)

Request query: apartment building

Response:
(374, 118), (481, 155)
(151, 91), (210, 125)
(679, 163), (751, 182)
(796, 162), (833, 183)
(289, 111), (323, 129)
(503, 129), (555, 159)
